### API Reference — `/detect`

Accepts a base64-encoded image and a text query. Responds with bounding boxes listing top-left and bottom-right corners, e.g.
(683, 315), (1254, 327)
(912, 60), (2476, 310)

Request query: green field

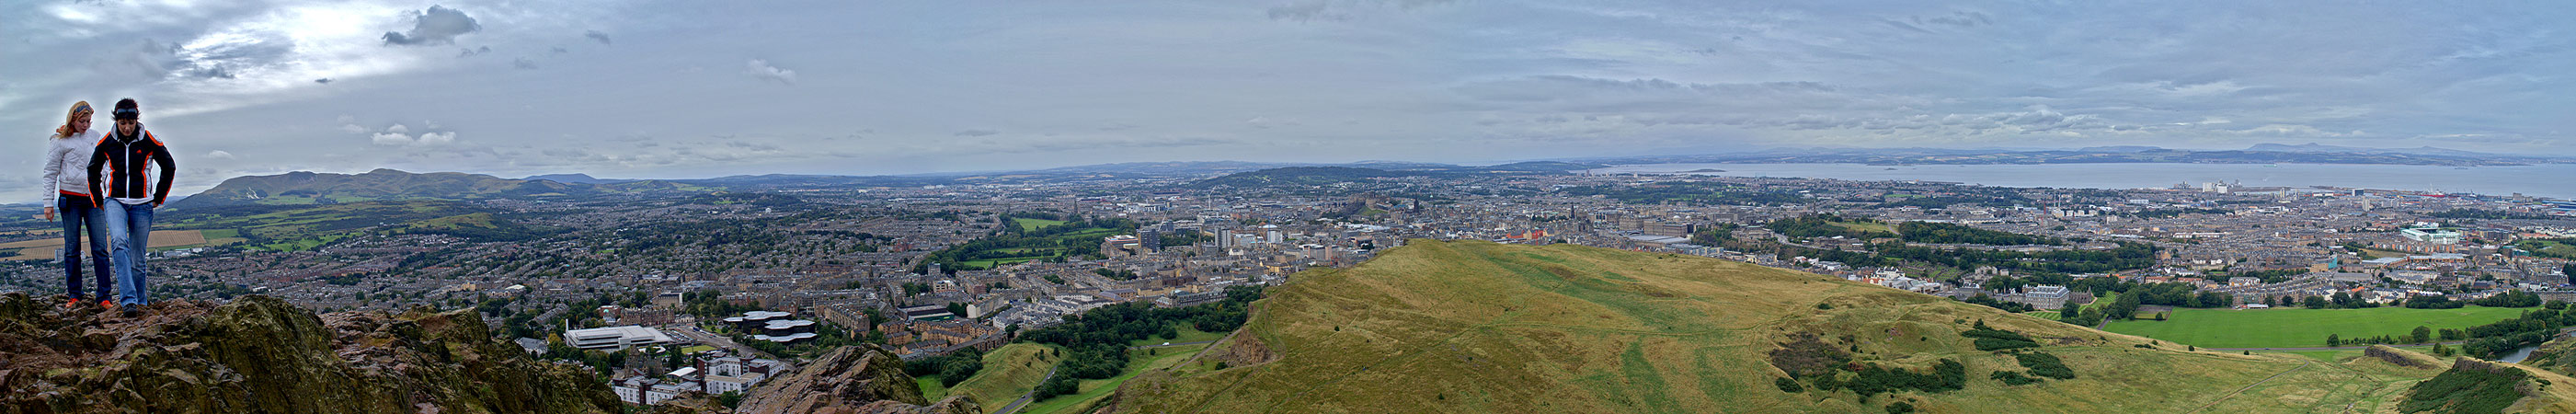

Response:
(2102, 306), (2529, 349)
(2517, 239), (2576, 260)
(1827, 220), (1895, 235)
(1127, 325), (1224, 348)
(928, 225), (1124, 271)
(916, 376), (949, 401)
(1106, 240), (2492, 413)
(1013, 218), (1070, 232)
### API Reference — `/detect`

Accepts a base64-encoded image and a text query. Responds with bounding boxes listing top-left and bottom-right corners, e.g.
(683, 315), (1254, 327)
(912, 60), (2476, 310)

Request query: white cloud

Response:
(206, 150), (235, 159)
(744, 59), (796, 84)
(372, 132), (413, 145)
(417, 132), (456, 145)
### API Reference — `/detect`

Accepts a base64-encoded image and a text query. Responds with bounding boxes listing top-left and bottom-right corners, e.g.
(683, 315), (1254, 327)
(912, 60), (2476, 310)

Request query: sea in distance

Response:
(1588, 163), (2576, 200)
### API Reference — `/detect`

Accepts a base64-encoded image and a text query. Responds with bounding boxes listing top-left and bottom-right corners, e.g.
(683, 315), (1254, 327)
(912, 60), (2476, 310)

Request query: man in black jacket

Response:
(86, 98), (174, 313)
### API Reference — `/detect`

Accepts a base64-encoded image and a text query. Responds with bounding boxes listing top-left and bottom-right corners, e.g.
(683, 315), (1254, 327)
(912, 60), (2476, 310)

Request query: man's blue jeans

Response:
(100, 199), (155, 306)
(57, 195), (111, 301)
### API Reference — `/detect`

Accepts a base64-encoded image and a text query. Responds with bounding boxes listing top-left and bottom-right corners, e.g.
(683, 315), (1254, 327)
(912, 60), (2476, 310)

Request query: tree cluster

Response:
(1021, 286), (1263, 400)
(1896, 222), (2063, 246)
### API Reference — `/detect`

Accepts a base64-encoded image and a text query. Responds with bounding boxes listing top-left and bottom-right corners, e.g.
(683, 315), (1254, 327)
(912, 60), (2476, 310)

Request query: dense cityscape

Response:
(7, 165), (2576, 409)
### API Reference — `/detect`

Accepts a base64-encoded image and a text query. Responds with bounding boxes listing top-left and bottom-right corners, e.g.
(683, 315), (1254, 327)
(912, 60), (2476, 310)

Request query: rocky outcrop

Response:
(2368, 345), (2441, 369)
(0, 293), (618, 414)
(733, 345), (977, 414)
(2520, 336), (2576, 377)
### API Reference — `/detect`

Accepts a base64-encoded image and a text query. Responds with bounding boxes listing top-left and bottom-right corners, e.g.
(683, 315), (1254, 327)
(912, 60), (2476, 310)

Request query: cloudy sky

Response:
(4, 0), (2571, 197)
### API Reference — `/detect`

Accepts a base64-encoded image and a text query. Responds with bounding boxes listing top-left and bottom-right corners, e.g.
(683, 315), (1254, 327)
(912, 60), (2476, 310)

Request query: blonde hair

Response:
(53, 101), (92, 138)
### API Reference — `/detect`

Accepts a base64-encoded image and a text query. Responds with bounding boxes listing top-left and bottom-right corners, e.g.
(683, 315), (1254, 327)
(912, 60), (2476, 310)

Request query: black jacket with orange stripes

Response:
(86, 127), (176, 206)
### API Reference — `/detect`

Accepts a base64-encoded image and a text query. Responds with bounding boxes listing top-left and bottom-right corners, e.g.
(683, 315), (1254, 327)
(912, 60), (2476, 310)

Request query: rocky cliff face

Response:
(0, 293), (619, 414)
(730, 346), (977, 414)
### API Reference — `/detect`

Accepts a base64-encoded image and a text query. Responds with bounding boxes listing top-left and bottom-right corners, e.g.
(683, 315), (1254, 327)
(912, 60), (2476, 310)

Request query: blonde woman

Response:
(40, 101), (111, 308)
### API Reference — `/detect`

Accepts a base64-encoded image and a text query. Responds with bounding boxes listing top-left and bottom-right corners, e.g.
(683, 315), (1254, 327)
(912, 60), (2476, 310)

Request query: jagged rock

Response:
(734, 345), (979, 414)
(0, 293), (618, 414)
(2365, 344), (2439, 369)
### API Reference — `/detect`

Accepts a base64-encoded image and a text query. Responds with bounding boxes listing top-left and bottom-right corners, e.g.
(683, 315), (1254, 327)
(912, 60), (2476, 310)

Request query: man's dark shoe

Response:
(120, 306), (140, 318)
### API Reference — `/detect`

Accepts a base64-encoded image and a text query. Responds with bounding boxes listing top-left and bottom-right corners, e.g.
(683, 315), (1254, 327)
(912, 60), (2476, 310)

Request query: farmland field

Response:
(3, 230), (219, 260)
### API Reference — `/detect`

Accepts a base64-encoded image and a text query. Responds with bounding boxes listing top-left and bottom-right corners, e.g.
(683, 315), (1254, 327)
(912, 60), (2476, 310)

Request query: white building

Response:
(566, 326), (676, 351)
(2399, 226), (2464, 245)
(613, 376), (695, 405)
(700, 357), (773, 396)
(2024, 285), (2070, 310)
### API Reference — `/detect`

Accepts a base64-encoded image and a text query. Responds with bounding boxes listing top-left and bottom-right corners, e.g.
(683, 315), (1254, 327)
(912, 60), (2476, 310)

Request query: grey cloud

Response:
(189, 66), (236, 79)
(725, 141), (783, 151)
(313, 78), (331, 84)
(383, 6), (482, 46)
(1267, 0), (1335, 21)
(512, 57), (539, 70)
(90, 40), (188, 81)
(1913, 11), (1991, 29)
(99, 30), (297, 83)
(550, 46), (569, 54)
(955, 129), (1001, 137)
(459, 46), (491, 57)
(585, 30), (613, 45)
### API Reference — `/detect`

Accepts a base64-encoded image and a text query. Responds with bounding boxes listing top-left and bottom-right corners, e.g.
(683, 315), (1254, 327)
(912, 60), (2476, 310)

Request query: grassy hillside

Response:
(157, 200), (547, 251)
(1105, 239), (2568, 413)
(948, 343), (1061, 413)
(1027, 344), (1208, 414)
(2105, 306), (2529, 349)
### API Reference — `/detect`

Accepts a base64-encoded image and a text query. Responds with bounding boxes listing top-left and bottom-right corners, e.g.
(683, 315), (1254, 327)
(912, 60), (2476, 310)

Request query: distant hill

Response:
(1185, 162), (1596, 190)
(521, 173), (635, 185)
(1105, 240), (2576, 413)
(1576, 144), (2570, 167)
(1449, 160), (1598, 172)
(1011, 161), (1315, 176)
(1187, 167), (1422, 189)
(2244, 143), (2502, 157)
(170, 169), (899, 212)
(170, 168), (598, 210)
(680, 174), (953, 189)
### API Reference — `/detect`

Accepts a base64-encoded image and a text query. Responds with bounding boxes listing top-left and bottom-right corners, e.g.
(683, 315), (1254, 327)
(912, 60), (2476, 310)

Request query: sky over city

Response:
(4, 0), (2571, 194)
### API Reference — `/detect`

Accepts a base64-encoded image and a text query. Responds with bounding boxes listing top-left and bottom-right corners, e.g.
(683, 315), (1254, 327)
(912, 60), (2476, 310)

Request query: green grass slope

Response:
(1104, 239), (2555, 413)
(948, 343), (1060, 413)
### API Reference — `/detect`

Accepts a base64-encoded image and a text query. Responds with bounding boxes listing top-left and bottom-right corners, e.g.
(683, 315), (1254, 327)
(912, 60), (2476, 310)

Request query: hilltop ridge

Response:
(1105, 239), (2576, 413)
(0, 293), (619, 413)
